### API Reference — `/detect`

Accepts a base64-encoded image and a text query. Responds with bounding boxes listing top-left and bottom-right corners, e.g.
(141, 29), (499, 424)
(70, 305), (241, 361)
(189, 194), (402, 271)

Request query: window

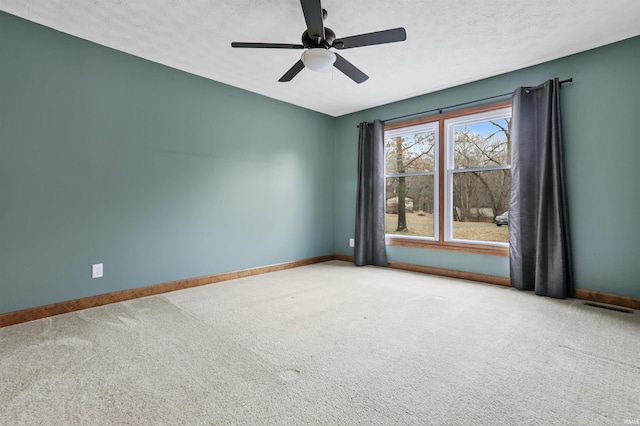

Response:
(384, 101), (512, 255)
(385, 123), (438, 239)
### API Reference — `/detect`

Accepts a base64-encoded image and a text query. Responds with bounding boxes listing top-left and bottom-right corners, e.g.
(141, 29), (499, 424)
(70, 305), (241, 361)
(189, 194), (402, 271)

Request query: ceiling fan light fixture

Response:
(301, 48), (336, 72)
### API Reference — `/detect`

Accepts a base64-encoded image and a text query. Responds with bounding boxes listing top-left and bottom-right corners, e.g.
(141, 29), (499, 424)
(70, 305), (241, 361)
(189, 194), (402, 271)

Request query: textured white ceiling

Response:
(2, 0), (640, 116)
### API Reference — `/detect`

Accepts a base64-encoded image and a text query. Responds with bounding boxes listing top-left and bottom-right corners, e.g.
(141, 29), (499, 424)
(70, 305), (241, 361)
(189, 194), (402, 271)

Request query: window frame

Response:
(444, 107), (512, 247)
(384, 100), (512, 257)
(384, 122), (440, 241)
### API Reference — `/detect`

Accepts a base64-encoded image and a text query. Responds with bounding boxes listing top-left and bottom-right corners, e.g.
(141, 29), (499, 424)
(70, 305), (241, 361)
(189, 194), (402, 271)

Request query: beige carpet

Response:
(1, 260), (639, 425)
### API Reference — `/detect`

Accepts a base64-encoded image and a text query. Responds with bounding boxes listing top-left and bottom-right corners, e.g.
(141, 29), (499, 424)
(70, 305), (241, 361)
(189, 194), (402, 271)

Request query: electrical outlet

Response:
(92, 263), (103, 279)
(349, 238), (355, 247)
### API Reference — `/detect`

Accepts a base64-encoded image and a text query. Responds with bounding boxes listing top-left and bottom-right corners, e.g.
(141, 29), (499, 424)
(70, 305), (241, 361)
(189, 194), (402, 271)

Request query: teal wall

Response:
(0, 12), (335, 314)
(2, 10), (639, 315)
(334, 36), (640, 298)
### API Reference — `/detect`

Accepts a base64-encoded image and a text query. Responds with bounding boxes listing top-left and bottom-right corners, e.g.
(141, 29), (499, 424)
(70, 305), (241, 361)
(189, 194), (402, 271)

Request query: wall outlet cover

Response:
(92, 263), (103, 278)
(349, 238), (355, 247)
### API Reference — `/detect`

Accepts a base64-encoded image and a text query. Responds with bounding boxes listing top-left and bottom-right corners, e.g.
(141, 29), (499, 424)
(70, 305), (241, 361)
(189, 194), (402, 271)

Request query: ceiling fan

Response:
(231, 0), (406, 84)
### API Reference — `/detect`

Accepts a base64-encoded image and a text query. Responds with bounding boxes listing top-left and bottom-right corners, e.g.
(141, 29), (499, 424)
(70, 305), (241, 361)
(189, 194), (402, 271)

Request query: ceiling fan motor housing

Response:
(302, 27), (336, 48)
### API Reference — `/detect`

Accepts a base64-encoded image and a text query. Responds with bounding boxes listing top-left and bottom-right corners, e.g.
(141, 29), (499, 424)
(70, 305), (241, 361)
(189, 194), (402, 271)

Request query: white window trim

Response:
(444, 107), (512, 247)
(385, 121), (439, 241)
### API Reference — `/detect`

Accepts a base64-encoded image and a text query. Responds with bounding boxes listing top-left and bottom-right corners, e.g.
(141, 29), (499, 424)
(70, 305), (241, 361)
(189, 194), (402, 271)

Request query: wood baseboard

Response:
(335, 254), (353, 262)
(337, 255), (639, 311)
(0, 255), (337, 328)
(386, 260), (512, 287)
(387, 261), (512, 287)
(3, 254), (637, 328)
(336, 254), (511, 287)
(574, 289), (640, 311)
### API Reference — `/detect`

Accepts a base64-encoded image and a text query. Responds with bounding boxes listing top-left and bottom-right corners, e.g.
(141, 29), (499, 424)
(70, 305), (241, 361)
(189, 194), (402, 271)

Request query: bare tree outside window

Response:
(450, 117), (511, 242)
(385, 128), (436, 237)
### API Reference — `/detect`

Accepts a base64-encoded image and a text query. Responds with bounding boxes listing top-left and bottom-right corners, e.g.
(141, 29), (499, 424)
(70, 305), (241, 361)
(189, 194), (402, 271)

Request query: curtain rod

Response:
(358, 78), (573, 127)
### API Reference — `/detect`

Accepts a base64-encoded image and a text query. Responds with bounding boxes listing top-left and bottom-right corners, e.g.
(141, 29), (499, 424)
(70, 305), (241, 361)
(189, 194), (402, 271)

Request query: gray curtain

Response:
(354, 120), (388, 267)
(509, 78), (573, 298)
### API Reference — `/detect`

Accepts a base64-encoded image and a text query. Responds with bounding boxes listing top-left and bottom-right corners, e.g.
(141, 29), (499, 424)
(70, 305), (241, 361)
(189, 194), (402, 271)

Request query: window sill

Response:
(386, 236), (509, 257)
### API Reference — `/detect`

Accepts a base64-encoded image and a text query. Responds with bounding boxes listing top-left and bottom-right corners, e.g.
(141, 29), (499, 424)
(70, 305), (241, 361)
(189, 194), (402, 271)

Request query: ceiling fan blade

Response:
(333, 53), (368, 84)
(333, 27), (407, 50)
(300, 0), (325, 40)
(231, 42), (305, 49)
(279, 60), (306, 82)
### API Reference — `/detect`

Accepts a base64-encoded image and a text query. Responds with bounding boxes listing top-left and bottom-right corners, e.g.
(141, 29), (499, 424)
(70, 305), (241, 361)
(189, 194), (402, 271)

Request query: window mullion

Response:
(438, 119), (445, 244)
(451, 165), (510, 174)
(386, 171), (435, 178)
